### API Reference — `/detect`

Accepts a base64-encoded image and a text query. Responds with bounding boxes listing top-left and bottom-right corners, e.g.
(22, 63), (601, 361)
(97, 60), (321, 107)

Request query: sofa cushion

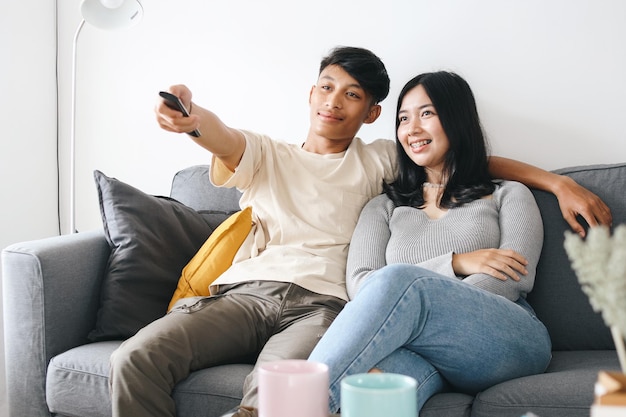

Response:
(46, 341), (251, 417)
(421, 393), (472, 417)
(46, 341), (120, 417)
(527, 163), (626, 351)
(471, 350), (620, 417)
(173, 363), (252, 417)
(89, 171), (215, 341)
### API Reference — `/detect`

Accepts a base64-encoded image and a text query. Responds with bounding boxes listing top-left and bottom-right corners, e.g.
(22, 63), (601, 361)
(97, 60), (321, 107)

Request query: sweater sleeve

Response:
(346, 195), (394, 299)
(415, 252), (456, 278)
(461, 181), (544, 301)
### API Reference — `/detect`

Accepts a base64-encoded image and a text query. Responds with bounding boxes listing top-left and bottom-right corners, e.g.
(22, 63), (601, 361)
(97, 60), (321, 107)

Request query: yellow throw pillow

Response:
(167, 206), (252, 311)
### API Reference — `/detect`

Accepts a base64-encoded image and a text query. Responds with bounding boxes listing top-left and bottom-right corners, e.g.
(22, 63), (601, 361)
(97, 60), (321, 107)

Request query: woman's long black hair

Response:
(384, 71), (496, 208)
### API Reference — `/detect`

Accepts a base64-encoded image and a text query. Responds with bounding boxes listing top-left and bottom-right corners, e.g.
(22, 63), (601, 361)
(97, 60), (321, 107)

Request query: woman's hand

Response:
(552, 175), (613, 237)
(452, 249), (528, 281)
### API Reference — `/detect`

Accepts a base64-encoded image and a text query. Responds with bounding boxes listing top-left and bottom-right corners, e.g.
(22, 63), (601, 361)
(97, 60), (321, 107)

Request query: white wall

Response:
(1, 1), (59, 415)
(60, 0), (626, 234)
(2, 0), (625, 414)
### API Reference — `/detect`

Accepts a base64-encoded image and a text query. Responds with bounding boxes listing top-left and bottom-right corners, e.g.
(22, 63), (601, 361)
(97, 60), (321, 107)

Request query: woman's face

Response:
(397, 84), (450, 175)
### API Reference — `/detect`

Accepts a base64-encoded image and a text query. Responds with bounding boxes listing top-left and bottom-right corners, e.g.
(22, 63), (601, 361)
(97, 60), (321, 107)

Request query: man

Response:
(109, 46), (611, 417)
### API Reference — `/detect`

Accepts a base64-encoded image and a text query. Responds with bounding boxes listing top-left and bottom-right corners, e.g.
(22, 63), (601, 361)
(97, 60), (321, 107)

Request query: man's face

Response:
(308, 65), (380, 146)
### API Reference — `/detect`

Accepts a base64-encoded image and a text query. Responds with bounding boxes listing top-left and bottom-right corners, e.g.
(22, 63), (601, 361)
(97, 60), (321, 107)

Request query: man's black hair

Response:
(320, 46), (390, 104)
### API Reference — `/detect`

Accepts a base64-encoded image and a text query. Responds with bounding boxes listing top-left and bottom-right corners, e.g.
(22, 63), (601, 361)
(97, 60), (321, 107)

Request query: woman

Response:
(308, 71), (552, 413)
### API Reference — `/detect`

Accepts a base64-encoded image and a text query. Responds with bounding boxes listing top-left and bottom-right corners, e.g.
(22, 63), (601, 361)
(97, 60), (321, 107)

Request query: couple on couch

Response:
(110, 46), (612, 417)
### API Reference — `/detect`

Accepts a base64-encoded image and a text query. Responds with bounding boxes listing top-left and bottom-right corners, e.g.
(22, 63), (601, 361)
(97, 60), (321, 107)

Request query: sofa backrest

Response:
(527, 163), (626, 351)
(171, 163), (626, 352)
(170, 165), (242, 230)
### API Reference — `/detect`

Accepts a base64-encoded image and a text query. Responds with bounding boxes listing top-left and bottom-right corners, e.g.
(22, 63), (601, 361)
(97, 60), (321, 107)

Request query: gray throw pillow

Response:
(89, 170), (214, 341)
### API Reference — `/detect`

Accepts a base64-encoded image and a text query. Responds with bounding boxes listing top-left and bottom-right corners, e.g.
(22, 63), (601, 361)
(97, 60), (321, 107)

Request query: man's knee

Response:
(110, 338), (144, 376)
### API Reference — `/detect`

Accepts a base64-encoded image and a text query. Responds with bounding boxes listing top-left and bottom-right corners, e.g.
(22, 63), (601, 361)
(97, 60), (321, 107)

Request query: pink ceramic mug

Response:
(258, 359), (329, 417)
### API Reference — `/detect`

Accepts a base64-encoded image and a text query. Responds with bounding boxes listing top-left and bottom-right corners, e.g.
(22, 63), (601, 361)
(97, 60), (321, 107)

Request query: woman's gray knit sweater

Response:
(346, 180), (543, 302)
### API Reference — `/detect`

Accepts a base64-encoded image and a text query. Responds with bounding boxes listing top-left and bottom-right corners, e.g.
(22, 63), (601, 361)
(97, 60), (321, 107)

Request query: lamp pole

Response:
(70, 19), (85, 234)
(67, 0), (142, 234)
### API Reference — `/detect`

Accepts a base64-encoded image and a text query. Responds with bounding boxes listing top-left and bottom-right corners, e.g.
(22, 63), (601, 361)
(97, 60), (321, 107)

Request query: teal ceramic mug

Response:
(340, 373), (417, 417)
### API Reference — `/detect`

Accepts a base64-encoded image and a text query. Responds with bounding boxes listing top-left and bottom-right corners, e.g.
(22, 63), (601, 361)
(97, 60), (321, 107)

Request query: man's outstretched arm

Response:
(155, 84), (246, 172)
(488, 156), (612, 237)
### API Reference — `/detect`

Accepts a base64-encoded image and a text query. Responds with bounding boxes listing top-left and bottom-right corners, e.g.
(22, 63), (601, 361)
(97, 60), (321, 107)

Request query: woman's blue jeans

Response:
(308, 264), (552, 413)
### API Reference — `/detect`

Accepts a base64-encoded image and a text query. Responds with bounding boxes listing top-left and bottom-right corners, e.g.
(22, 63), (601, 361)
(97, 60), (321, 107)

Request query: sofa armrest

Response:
(2, 230), (110, 417)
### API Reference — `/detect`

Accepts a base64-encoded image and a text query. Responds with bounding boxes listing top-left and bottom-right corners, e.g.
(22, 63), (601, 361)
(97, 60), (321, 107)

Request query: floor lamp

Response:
(69, 0), (143, 233)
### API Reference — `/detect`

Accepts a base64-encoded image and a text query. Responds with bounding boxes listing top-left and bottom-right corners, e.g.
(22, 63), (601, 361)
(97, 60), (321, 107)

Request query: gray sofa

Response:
(3, 162), (625, 417)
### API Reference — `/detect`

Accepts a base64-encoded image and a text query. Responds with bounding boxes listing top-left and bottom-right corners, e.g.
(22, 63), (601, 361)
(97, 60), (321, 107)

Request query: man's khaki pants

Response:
(109, 281), (345, 417)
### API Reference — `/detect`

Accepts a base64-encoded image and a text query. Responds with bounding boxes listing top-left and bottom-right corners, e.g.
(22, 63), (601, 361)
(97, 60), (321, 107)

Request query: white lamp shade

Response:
(81, 0), (143, 30)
